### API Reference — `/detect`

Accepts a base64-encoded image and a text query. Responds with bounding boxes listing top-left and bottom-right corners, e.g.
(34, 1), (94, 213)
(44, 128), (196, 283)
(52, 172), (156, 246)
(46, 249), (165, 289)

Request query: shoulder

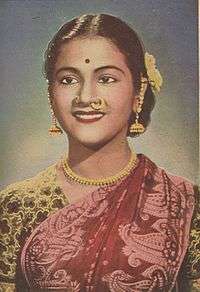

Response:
(181, 185), (200, 281)
(0, 163), (62, 211)
(0, 163), (58, 198)
(140, 153), (195, 198)
(139, 154), (195, 234)
(140, 154), (199, 282)
(0, 163), (65, 282)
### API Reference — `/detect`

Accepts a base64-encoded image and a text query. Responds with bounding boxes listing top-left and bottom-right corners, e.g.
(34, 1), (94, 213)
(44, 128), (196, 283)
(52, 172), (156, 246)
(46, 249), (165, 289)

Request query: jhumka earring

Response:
(48, 95), (63, 136)
(129, 76), (148, 134)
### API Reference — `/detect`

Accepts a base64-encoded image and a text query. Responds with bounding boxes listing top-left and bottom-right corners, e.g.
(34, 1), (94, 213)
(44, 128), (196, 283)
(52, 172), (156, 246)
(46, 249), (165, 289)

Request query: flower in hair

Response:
(145, 52), (163, 93)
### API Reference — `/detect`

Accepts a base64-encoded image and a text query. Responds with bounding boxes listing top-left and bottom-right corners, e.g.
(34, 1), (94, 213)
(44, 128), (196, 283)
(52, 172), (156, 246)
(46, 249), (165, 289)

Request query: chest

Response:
(21, 174), (190, 292)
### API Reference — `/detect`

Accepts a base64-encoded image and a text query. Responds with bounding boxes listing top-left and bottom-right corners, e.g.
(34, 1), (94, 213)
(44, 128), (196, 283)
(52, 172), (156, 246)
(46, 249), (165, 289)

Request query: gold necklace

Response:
(62, 151), (137, 186)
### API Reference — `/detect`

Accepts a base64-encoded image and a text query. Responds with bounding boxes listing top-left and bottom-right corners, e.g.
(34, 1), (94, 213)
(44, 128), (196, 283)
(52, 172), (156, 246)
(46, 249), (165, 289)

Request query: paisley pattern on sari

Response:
(20, 155), (195, 291)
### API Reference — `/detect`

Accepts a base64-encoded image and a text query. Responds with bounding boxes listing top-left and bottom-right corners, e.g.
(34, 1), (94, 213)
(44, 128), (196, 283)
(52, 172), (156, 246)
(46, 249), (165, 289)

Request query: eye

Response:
(98, 75), (117, 84)
(61, 76), (79, 85)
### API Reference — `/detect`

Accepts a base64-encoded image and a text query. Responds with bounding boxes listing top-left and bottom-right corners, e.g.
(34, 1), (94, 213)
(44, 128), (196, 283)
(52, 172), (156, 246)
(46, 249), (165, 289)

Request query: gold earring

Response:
(129, 112), (145, 134)
(48, 96), (63, 136)
(129, 76), (147, 134)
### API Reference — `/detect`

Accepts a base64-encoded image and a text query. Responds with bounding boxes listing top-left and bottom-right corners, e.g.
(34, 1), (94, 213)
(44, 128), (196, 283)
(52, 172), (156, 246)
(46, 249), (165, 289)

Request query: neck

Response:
(66, 134), (134, 180)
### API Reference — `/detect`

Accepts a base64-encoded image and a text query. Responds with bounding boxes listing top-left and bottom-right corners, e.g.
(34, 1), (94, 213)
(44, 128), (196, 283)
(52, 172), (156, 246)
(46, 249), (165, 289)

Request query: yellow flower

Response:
(145, 52), (163, 93)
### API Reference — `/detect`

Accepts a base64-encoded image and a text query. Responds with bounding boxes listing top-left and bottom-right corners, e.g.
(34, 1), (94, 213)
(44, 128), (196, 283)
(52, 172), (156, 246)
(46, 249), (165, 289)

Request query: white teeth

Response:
(75, 113), (104, 120)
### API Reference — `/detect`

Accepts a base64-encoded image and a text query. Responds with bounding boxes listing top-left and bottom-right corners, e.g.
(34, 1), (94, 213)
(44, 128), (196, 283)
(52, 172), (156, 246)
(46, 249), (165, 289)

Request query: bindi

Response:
(85, 58), (90, 63)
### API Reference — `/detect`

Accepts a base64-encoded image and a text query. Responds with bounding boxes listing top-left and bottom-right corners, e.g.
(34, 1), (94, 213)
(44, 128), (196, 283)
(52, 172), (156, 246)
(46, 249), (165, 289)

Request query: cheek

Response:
(51, 88), (72, 114)
(51, 93), (74, 132)
(107, 85), (134, 118)
(112, 100), (133, 124)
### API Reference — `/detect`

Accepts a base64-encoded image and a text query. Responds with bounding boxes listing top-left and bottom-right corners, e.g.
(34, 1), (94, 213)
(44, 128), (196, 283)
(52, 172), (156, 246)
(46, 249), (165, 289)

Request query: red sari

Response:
(20, 154), (195, 291)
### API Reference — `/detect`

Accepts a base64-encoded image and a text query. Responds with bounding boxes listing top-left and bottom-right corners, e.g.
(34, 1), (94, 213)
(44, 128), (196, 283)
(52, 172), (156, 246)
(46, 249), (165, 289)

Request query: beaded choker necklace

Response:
(62, 152), (137, 186)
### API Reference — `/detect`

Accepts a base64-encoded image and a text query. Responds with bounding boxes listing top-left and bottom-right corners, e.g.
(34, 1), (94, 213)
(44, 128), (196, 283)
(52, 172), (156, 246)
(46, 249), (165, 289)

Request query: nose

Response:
(78, 80), (96, 105)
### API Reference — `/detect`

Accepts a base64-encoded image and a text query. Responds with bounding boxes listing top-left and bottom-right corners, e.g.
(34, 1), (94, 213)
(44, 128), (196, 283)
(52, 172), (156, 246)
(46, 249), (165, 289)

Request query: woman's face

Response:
(50, 36), (136, 148)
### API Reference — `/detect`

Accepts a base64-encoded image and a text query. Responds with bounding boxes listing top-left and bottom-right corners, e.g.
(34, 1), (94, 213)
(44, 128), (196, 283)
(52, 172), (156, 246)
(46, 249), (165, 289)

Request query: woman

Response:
(0, 14), (199, 292)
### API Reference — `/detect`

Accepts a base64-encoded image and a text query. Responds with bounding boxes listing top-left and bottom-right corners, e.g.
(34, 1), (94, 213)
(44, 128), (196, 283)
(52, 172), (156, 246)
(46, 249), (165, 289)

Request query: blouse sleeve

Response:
(0, 184), (23, 291)
(178, 185), (200, 291)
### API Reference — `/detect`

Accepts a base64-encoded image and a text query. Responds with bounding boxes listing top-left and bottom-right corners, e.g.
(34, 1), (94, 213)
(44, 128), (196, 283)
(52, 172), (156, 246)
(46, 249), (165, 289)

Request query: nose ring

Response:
(74, 96), (80, 104)
(90, 98), (107, 111)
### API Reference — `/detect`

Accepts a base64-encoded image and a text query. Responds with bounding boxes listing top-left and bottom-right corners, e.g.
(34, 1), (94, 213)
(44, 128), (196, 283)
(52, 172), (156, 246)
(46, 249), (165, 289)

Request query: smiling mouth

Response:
(72, 110), (105, 123)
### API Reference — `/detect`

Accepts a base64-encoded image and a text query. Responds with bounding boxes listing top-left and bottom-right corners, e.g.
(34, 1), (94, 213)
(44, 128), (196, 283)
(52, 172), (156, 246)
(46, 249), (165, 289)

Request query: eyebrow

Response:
(55, 65), (125, 76)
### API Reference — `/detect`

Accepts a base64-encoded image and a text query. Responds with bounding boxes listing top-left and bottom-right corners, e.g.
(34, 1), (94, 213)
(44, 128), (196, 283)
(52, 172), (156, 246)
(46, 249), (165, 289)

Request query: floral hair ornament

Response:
(144, 52), (163, 93)
(129, 52), (163, 135)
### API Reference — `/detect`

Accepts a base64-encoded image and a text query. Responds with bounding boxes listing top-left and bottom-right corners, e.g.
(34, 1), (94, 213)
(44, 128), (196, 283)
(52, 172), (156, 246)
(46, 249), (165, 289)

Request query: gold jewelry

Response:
(90, 97), (107, 111)
(129, 113), (145, 134)
(129, 77), (147, 134)
(48, 96), (63, 136)
(62, 151), (137, 186)
(74, 96), (107, 111)
(74, 96), (81, 104)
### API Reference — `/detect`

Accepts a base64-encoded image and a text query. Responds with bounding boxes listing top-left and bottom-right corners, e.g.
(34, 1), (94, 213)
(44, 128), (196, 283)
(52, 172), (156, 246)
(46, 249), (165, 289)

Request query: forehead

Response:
(55, 36), (127, 67)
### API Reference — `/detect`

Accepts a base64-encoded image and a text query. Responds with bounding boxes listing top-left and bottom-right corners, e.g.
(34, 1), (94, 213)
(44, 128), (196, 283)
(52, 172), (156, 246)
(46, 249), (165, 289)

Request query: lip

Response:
(72, 110), (105, 115)
(72, 110), (105, 123)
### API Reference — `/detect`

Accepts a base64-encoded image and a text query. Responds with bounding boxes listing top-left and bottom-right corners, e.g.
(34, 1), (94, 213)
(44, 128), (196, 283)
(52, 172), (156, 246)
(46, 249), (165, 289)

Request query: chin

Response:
(68, 128), (120, 150)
